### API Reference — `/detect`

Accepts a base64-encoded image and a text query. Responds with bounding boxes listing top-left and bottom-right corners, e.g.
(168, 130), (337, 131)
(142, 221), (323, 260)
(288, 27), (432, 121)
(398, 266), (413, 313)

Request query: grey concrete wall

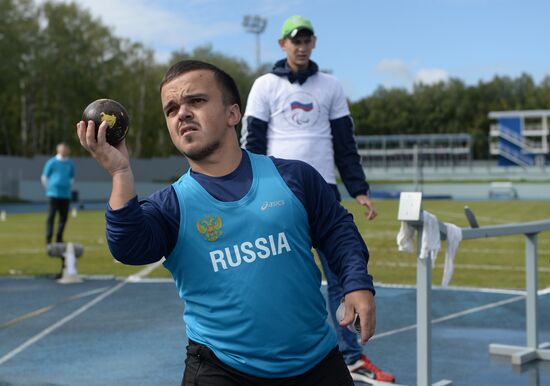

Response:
(19, 181), (170, 202)
(2, 155), (549, 202)
(364, 163), (550, 181)
(370, 183), (550, 200)
(0, 155), (189, 182)
(1, 155), (189, 201)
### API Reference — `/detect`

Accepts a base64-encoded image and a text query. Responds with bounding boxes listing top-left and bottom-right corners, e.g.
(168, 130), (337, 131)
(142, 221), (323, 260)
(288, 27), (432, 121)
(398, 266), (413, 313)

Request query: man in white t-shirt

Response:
(241, 15), (395, 384)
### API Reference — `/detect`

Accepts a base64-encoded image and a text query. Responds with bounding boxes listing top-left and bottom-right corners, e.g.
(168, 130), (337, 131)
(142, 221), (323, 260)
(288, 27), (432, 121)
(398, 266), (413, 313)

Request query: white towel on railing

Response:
(419, 211), (440, 261)
(396, 211), (463, 285)
(396, 221), (415, 253)
(397, 211), (441, 260)
(441, 223), (462, 286)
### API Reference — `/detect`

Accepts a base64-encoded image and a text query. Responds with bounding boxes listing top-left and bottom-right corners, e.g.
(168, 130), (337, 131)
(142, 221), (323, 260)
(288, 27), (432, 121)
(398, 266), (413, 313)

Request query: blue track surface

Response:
(0, 276), (549, 386)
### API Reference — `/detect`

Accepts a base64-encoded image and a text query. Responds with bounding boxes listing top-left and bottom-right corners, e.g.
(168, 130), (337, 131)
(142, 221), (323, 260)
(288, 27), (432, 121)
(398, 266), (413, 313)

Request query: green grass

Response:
(348, 200), (550, 290)
(0, 210), (141, 278)
(1, 200), (549, 289)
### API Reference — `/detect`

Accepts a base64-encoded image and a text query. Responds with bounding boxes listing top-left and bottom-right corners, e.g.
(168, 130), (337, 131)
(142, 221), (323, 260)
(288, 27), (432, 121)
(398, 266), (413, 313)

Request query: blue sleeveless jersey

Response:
(163, 152), (336, 377)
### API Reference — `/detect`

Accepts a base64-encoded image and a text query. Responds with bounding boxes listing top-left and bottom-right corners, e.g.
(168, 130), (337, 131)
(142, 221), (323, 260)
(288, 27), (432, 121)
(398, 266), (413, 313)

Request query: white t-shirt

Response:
(243, 72), (350, 184)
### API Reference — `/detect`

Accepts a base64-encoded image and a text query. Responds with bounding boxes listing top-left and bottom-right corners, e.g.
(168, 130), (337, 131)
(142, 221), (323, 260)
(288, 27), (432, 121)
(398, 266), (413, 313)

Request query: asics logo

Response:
(261, 200), (286, 211)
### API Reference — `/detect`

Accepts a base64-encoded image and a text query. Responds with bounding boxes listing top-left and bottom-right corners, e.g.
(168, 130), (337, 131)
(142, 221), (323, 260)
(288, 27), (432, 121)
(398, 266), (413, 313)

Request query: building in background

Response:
(489, 110), (550, 167)
(356, 133), (472, 169)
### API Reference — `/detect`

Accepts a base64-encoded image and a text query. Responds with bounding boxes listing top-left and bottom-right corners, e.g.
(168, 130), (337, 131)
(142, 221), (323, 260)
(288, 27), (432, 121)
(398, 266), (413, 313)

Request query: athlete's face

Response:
(279, 31), (316, 72)
(160, 70), (240, 161)
(57, 144), (69, 158)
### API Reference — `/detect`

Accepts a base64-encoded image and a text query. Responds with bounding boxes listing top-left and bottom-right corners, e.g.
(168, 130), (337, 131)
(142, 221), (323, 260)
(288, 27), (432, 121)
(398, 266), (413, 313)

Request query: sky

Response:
(40, 0), (549, 101)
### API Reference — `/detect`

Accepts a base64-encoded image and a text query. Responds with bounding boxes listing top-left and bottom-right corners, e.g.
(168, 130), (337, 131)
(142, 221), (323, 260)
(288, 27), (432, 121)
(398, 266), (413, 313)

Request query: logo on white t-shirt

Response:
(283, 91), (320, 128)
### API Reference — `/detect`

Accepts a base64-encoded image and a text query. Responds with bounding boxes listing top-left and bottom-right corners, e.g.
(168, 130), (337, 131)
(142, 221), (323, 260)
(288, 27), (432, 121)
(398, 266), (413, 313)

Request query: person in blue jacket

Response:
(41, 142), (75, 245)
(241, 15), (394, 384)
(76, 60), (375, 386)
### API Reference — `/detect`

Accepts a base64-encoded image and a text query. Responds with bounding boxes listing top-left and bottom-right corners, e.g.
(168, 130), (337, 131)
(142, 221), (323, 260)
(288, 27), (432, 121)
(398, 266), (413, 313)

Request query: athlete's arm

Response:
(105, 187), (180, 265)
(274, 157), (376, 342)
(76, 120), (134, 209)
(272, 157), (374, 294)
(241, 116), (269, 154)
(41, 159), (52, 188)
(241, 77), (270, 154)
(331, 115), (377, 220)
(330, 115), (369, 197)
(70, 162), (75, 187)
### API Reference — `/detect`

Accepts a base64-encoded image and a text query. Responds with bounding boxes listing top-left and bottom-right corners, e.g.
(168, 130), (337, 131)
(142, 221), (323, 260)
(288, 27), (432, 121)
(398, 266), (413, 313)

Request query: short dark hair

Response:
(160, 60), (242, 113)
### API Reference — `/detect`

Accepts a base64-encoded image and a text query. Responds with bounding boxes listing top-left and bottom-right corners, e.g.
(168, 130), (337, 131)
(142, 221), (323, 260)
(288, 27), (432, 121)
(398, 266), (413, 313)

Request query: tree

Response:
(351, 87), (415, 135)
(1, 0), (548, 160)
(0, 0), (39, 155)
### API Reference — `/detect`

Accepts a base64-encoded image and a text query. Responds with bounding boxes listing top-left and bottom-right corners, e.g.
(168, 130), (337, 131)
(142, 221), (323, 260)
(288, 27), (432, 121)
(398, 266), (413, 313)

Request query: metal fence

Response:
(397, 192), (550, 386)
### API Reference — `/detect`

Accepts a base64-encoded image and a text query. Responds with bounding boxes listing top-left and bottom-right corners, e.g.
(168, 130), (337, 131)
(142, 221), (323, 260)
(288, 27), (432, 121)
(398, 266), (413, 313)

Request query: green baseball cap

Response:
(280, 15), (314, 39)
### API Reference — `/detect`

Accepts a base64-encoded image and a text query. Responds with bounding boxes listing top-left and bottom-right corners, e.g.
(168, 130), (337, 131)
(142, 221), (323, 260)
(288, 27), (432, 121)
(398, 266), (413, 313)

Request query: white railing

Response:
(397, 192), (550, 386)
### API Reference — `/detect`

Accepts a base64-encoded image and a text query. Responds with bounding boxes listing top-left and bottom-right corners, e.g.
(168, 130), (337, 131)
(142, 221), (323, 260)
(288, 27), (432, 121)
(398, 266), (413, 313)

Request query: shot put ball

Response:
(82, 99), (130, 146)
(336, 300), (361, 333)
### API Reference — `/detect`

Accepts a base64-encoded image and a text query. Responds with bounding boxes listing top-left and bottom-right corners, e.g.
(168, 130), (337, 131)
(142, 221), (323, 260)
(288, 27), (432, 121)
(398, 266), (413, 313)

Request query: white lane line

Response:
(126, 260), (165, 282)
(371, 295), (524, 340)
(0, 288), (108, 329)
(370, 288), (549, 341)
(373, 282), (532, 296)
(0, 260), (164, 365)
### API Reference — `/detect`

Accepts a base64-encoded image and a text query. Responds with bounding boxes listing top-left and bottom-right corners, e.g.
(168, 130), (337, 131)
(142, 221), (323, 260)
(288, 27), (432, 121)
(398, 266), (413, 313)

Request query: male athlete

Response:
(77, 60), (375, 385)
(42, 142), (75, 245)
(241, 15), (394, 384)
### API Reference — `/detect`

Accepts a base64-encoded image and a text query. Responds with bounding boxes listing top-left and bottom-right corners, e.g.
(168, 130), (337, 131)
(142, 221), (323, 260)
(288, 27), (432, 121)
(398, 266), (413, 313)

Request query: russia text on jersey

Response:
(209, 232), (292, 272)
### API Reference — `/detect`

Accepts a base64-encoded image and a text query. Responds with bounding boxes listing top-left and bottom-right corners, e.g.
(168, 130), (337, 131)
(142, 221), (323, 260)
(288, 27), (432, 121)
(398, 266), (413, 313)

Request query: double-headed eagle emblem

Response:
(196, 214), (223, 242)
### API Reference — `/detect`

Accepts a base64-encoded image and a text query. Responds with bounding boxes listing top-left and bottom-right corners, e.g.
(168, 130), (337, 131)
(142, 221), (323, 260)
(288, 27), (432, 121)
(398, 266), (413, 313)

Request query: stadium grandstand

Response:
(355, 133), (472, 168)
(489, 110), (550, 167)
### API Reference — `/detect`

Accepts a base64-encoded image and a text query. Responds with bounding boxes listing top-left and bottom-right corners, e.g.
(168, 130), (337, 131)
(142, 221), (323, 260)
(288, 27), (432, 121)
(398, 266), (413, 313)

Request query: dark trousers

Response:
(182, 340), (353, 386)
(46, 198), (70, 244)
